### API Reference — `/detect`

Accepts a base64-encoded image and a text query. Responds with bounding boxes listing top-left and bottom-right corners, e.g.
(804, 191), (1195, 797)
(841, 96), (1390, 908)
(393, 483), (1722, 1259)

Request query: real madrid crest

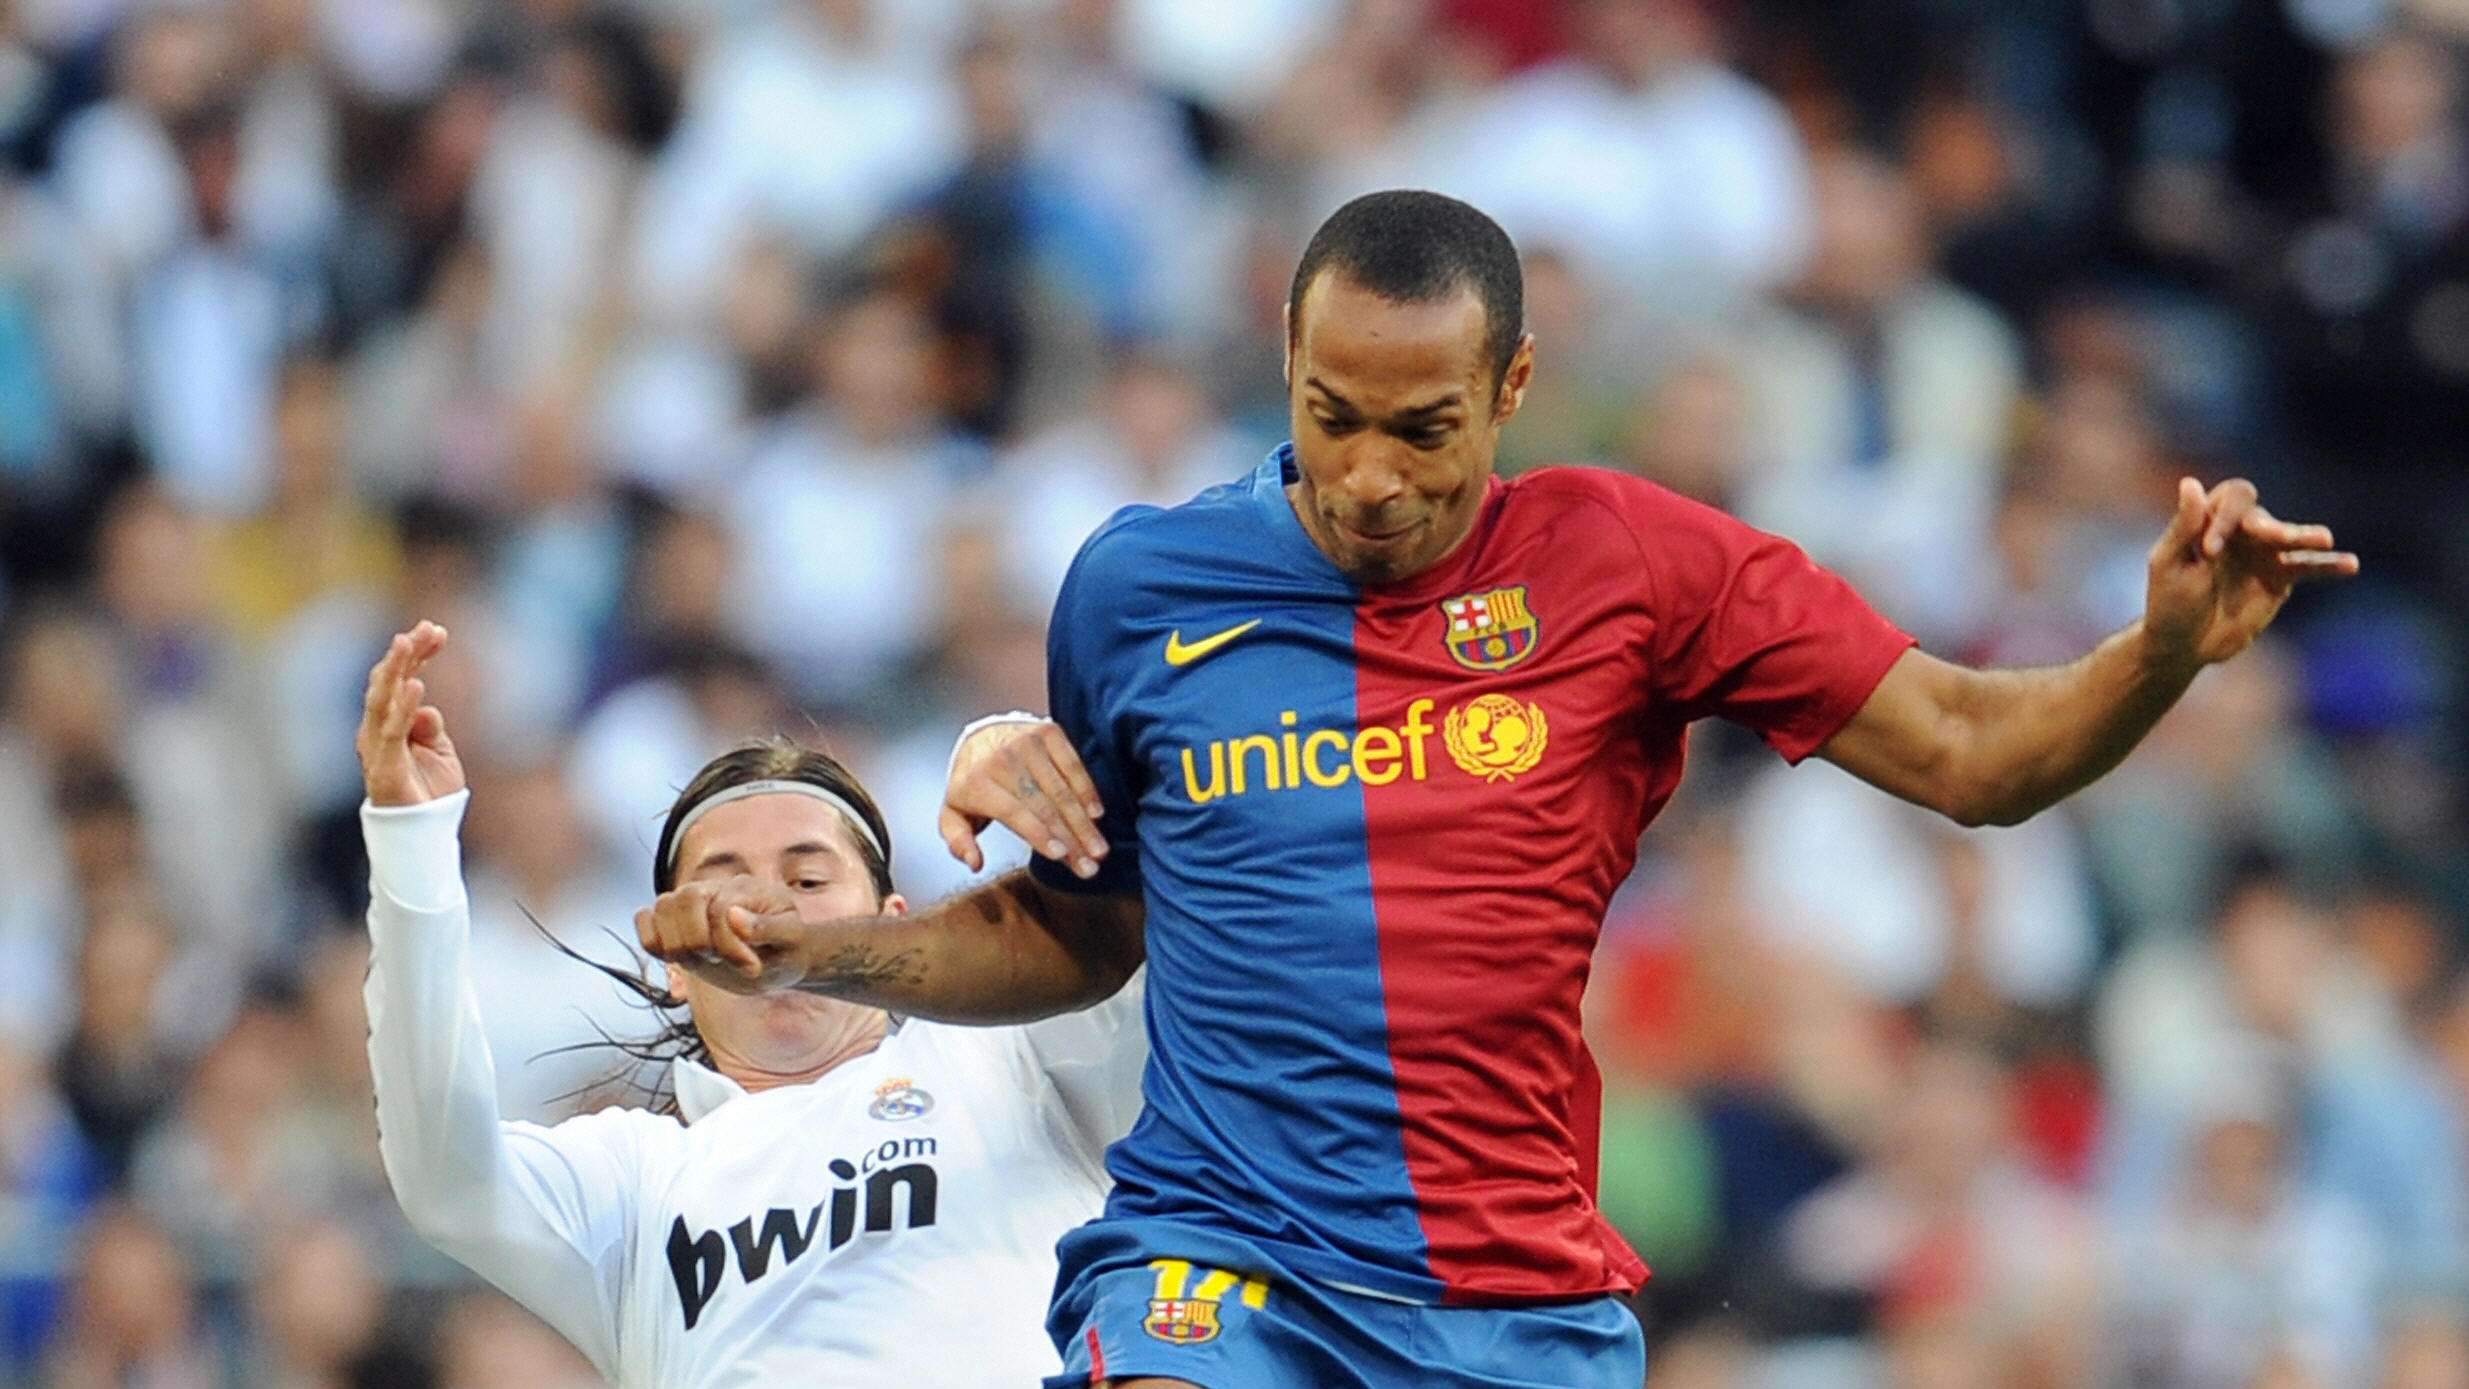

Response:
(1440, 586), (1539, 672)
(1445, 695), (1548, 783)
(868, 1077), (933, 1122)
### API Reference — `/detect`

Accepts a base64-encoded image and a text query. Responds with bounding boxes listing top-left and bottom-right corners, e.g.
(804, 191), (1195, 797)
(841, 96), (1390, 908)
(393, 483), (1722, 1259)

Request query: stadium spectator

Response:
(53, 891), (183, 1184)
(208, 358), (400, 642)
(432, 1291), (602, 1389)
(1736, 754), (2100, 1013)
(1437, 0), (1813, 305)
(128, 999), (364, 1291)
(0, 1039), (99, 1373)
(1732, 144), (2024, 630)
(40, 1204), (217, 1389)
(239, 1220), (391, 1389)
(721, 280), (985, 709)
(993, 347), (1254, 613)
(2099, 864), (2468, 1301)
(630, 0), (966, 325)
(567, 639), (789, 883)
(455, 757), (651, 1122)
(2106, 1051), (2380, 1389)
(1779, 1040), (2098, 1387)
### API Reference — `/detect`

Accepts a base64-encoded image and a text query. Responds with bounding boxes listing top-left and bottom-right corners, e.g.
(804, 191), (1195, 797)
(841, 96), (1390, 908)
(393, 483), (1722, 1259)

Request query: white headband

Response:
(664, 779), (888, 873)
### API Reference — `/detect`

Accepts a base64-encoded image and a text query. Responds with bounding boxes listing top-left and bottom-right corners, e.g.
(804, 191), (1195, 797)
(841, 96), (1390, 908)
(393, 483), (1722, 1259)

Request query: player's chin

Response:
(750, 990), (835, 1040)
(1332, 523), (1432, 582)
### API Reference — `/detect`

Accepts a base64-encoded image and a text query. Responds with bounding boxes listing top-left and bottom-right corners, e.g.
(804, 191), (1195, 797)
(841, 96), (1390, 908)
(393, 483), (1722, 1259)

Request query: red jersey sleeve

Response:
(1617, 479), (1915, 763)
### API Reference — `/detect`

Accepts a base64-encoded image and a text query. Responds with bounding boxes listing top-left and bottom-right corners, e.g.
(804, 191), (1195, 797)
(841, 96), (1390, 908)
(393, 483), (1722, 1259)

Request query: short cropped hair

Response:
(1288, 190), (1525, 388)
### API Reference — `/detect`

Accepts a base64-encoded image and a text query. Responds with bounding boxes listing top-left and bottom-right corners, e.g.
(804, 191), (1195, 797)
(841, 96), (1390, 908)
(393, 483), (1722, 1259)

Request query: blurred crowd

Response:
(0, 0), (2465, 1384)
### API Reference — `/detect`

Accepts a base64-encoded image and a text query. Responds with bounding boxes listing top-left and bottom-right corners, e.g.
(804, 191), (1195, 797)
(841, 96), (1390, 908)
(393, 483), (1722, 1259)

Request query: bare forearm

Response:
(1825, 626), (2202, 827)
(1944, 621), (2199, 826)
(1827, 476), (2352, 827)
(786, 871), (1143, 1025)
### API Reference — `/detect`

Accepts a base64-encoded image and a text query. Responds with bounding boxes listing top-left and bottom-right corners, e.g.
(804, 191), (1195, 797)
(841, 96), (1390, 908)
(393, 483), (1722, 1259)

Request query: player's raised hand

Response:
(2144, 477), (2358, 668)
(635, 876), (810, 994)
(940, 718), (1109, 879)
(356, 621), (466, 807)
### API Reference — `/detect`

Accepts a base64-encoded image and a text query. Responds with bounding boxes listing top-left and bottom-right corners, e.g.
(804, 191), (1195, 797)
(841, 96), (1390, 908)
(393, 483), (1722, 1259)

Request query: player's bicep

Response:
(1814, 647), (1979, 820)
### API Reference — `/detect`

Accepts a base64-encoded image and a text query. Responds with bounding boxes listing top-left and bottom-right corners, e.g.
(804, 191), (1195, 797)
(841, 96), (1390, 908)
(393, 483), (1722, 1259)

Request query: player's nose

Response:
(1337, 447), (1410, 512)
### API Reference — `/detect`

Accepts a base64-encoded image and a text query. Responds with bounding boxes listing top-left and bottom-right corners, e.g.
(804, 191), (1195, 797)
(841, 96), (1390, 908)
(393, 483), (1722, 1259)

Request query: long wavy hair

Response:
(541, 737), (896, 1112)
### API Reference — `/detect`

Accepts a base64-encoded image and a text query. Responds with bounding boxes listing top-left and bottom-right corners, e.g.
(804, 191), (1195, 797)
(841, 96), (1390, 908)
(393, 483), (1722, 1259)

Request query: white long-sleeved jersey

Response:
(362, 791), (1145, 1387)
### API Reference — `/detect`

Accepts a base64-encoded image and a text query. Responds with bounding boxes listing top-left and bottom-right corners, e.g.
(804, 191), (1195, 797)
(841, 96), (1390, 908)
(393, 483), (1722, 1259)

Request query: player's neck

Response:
(707, 1007), (892, 1094)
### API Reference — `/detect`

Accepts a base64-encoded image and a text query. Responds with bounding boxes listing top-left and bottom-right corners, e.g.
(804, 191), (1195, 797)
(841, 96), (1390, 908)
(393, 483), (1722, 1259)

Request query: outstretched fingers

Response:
(2226, 505), (2358, 585)
(2268, 548), (2361, 582)
(2239, 510), (2335, 552)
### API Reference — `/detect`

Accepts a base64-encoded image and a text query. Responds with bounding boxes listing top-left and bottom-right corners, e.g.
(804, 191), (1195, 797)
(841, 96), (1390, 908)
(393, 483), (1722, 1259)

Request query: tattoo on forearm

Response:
(804, 942), (926, 997)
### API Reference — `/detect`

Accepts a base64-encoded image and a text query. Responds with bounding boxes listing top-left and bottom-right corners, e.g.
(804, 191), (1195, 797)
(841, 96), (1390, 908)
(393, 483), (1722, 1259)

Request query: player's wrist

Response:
(2126, 618), (2205, 684)
(948, 711), (1044, 783)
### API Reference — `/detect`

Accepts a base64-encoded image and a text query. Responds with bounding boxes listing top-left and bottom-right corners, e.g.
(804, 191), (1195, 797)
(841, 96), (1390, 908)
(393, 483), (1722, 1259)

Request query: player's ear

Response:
(878, 892), (910, 918)
(1492, 333), (1537, 426)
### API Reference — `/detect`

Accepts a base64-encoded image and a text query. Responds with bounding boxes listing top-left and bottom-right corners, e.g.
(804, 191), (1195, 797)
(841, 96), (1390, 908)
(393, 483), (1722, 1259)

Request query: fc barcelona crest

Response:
(1143, 1298), (1222, 1345)
(1441, 586), (1539, 672)
(1140, 1260), (1269, 1347)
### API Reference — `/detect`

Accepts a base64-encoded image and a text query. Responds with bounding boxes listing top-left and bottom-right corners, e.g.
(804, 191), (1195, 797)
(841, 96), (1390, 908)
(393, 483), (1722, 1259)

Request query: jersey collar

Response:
(671, 1058), (749, 1123)
(667, 1017), (906, 1122)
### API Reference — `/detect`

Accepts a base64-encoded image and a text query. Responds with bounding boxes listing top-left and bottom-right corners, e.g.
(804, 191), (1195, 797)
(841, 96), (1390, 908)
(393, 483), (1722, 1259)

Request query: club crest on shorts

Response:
(868, 1077), (933, 1122)
(1142, 1261), (1270, 1346)
(1142, 1297), (1222, 1345)
(1440, 586), (1538, 672)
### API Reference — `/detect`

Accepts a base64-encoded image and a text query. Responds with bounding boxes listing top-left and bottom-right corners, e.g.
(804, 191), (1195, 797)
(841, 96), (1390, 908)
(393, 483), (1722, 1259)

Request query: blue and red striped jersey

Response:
(1034, 446), (1914, 1305)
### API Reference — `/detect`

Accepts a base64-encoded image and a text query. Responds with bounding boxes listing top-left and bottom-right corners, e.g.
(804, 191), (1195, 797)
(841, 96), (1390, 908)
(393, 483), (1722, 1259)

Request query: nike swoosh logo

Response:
(1164, 619), (1262, 668)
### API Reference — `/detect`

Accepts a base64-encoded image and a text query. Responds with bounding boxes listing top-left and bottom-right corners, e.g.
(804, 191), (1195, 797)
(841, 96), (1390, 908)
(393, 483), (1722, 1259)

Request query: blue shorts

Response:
(1041, 1237), (1645, 1388)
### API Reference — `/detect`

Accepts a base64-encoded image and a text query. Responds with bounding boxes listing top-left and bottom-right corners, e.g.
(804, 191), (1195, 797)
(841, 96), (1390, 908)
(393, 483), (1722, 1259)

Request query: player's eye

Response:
(793, 876), (830, 892)
(1312, 414), (1355, 437)
(1401, 426), (1450, 449)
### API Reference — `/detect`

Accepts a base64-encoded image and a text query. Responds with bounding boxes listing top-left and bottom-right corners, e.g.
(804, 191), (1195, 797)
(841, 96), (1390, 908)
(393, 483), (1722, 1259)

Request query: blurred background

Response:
(0, 0), (2465, 1384)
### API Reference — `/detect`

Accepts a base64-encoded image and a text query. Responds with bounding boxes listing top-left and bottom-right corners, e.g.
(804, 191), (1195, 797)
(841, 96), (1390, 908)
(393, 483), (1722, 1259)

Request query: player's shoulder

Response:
(1500, 464), (1733, 545)
(1059, 474), (1265, 598)
(506, 1099), (686, 1169)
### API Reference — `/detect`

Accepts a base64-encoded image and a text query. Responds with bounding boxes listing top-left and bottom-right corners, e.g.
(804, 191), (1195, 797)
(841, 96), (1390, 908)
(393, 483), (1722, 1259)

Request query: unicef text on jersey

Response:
(1179, 694), (1549, 803)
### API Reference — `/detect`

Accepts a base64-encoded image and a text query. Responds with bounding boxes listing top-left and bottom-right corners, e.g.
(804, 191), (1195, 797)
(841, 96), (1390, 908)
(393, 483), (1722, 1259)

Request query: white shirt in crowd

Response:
(363, 790), (1145, 1388)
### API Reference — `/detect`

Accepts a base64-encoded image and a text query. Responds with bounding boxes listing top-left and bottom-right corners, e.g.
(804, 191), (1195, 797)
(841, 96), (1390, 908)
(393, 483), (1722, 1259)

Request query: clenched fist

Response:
(634, 876), (810, 995)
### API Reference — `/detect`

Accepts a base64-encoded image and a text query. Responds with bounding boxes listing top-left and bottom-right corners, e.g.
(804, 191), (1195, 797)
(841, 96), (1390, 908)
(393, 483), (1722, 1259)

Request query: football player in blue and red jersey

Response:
(635, 191), (2357, 1388)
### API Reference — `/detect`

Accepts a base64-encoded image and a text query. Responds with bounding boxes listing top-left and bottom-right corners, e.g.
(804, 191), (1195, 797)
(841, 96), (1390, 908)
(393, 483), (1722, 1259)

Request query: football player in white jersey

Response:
(356, 621), (1144, 1388)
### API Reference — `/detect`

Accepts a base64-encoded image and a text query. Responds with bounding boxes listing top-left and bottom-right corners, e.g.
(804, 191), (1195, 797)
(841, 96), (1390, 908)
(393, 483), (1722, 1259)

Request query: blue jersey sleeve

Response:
(1032, 515), (1151, 897)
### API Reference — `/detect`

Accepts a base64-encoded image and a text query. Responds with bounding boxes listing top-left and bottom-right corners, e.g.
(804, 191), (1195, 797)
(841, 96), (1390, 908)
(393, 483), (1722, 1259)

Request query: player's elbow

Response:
(1936, 779), (2044, 830)
(1924, 701), (2038, 829)
(377, 1131), (497, 1249)
(388, 1167), (474, 1248)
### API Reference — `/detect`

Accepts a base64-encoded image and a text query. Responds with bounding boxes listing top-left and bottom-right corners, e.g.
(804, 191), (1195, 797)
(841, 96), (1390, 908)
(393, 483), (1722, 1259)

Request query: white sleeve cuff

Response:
(945, 711), (1046, 785)
(361, 790), (472, 914)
